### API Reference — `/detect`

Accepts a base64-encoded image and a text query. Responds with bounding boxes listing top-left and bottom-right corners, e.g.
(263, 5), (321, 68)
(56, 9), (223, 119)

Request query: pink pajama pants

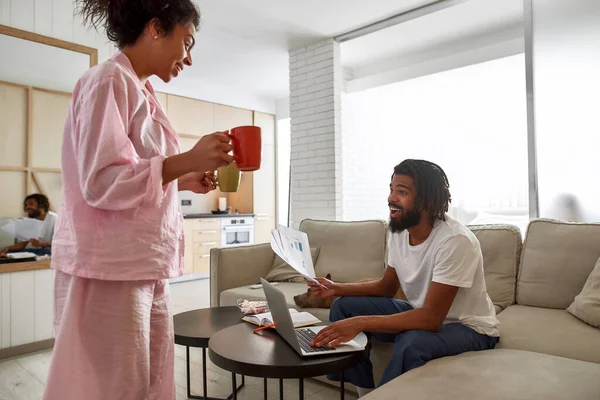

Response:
(43, 271), (175, 400)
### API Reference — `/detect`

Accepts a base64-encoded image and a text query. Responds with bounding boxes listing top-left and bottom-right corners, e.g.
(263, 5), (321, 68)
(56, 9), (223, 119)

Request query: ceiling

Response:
(342, 0), (524, 77)
(158, 0), (437, 108)
(158, 0), (523, 111)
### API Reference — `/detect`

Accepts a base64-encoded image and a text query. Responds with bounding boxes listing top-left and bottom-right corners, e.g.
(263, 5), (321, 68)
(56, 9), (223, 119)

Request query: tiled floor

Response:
(0, 279), (357, 399)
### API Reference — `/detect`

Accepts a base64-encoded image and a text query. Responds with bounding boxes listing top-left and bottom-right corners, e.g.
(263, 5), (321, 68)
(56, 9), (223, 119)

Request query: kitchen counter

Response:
(0, 258), (51, 273)
(183, 213), (255, 219)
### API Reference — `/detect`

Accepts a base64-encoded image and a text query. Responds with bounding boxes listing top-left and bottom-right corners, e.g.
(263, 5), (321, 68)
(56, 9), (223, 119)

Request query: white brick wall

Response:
(289, 39), (343, 228)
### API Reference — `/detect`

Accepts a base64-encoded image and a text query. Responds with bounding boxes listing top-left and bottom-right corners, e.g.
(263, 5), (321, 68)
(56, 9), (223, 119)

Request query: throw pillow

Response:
(264, 247), (321, 283)
(567, 257), (600, 329)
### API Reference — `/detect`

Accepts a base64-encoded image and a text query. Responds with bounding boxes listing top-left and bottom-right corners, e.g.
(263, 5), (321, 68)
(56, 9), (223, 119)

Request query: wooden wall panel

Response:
(31, 89), (70, 169)
(33, 172), (62, 211)
(0, 172), (25, 218)
(0, 83), (27, 167)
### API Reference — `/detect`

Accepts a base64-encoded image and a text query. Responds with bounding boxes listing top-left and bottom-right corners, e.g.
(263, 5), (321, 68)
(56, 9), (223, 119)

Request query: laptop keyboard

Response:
(296, 329), (335, 353)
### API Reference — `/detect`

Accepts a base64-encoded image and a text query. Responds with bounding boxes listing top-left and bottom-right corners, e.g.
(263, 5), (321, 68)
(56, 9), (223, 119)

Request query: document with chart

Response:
(270, 225), (318, 284)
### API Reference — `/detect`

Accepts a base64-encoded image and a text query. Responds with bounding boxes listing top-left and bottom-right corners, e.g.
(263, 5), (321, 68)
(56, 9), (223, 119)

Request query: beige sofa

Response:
(210, 218), (600, 399)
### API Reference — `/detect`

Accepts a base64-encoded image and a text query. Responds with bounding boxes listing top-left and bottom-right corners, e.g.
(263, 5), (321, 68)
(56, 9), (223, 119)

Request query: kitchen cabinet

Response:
(183, 219), (194, 275)
(0, 267), (55, 352)
(214, 104), (253, 131)
(155, 91), (168, 112)
(252, 112), (276, 243)
(183, 218), (221, 275)
(166, 94), (215, 136)
(215, 104), (254, 214)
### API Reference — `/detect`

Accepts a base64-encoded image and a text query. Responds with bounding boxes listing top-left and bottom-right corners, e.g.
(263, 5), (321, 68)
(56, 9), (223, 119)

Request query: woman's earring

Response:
(154, 35), (158, 39)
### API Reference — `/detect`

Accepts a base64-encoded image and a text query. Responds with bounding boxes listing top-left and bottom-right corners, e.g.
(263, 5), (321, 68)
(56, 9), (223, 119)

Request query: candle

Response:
(218, 197), (227, 211)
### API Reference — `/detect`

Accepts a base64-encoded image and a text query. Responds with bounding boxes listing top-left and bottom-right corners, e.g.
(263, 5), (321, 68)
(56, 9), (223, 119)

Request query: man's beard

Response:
(27, 209), (41, 219)
(388, 205), (421, 233)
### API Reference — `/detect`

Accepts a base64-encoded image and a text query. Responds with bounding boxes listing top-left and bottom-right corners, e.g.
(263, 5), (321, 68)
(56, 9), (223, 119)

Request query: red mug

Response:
(229, 126), (261, 171)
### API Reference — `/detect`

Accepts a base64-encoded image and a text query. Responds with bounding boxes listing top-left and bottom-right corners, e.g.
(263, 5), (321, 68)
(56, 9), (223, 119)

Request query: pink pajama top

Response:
(51, 52), (185, 281)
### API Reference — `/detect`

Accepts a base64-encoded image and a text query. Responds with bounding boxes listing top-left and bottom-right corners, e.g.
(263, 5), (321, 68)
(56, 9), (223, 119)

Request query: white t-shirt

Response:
(388, 215), (499, 337)
(38, 211), (57, 243)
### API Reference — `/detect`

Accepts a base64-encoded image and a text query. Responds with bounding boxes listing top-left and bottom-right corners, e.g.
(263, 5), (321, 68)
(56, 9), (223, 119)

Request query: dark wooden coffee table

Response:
(208, 323), (368, 400)
(173, 306), (246, 400)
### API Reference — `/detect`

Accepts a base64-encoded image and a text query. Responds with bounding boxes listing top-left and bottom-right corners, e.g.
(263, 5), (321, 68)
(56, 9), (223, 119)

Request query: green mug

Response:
(217, 163), (241, 192)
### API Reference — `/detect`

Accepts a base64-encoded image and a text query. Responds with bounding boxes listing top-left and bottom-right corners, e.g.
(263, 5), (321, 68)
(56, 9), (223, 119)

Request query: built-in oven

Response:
(221, 216), (254, 247)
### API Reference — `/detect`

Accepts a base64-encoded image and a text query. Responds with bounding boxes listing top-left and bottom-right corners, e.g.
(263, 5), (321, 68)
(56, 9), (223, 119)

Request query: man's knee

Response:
(393, 330), (432, 372)
(329, 296), (352, 321)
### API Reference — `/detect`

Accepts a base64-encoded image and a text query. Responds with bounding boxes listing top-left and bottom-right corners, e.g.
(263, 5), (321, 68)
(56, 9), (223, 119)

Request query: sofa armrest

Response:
(210, 244), (276, 307)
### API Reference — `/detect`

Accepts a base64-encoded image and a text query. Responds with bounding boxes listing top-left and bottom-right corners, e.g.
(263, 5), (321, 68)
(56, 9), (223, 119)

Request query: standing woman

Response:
(43, 1), (232, 399)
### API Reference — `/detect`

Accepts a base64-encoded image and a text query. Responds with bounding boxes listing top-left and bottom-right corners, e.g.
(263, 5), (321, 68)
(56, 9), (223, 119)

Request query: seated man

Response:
(308, 159), (499, 397)
(1, 194), (57, 256)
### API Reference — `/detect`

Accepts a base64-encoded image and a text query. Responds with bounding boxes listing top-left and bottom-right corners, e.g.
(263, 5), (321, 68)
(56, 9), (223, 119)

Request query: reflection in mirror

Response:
(0, 32), (90, 92)
(0, 27), (95, 220)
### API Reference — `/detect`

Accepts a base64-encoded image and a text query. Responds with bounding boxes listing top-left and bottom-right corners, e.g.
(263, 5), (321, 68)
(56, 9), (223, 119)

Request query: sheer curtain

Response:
(342, 54), (529, 232)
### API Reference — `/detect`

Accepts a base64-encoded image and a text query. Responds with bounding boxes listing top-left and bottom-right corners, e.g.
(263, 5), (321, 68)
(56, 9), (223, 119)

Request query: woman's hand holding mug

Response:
(189, 131), (234, 172)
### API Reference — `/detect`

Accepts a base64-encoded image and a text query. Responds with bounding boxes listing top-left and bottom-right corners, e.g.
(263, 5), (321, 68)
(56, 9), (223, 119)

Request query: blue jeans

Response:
(327, 296), (499, 388)
(10, 247), (51, 256)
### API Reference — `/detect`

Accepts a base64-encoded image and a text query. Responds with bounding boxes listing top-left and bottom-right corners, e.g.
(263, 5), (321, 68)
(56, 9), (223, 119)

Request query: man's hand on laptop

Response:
(308, 277), (338, 298)
(310, 318), (363, 349)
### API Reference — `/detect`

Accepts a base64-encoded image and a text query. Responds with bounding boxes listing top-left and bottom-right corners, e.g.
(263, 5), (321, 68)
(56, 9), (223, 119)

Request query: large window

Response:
(342, 54), (530, 233)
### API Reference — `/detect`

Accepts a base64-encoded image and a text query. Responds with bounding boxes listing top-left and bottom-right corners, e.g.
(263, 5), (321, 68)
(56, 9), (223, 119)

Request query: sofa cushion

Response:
(567, 257), (600, 328)
(496, 305), (600, 363)
(218, 282), (331, 322)
(264, 246), (321, 283)
(468, 224), (522, 310)
(517, 219), (600, 309)
(299, 219), (387, 283)
(363, 349), (600, 400)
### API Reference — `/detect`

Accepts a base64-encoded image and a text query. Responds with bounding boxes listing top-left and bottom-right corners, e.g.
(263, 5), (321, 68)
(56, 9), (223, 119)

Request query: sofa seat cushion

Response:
(364, 349), (600, 400)
(219, 282), (331, 322)
(496, 305), (600, 363)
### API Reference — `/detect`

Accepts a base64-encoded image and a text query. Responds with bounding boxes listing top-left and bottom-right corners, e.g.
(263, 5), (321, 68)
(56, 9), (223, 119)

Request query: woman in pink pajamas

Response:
(42, 1), (230, 399)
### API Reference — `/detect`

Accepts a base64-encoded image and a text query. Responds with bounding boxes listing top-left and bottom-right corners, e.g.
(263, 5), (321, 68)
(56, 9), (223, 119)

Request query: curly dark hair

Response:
(392, 159), (452, 226)
(76, 0), (201, 49)
(24, 194), (50, 213)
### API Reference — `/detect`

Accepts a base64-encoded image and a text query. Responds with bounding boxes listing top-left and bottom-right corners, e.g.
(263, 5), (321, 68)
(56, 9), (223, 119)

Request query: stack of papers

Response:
(6, 252), (37, 259)
(270, 225), (319, 285)
(0, 218), (43, 241)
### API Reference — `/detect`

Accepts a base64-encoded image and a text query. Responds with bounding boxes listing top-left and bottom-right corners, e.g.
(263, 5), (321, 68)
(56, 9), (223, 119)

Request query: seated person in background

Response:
(1, 194), (57, 255)
(307, 159), (500, 397)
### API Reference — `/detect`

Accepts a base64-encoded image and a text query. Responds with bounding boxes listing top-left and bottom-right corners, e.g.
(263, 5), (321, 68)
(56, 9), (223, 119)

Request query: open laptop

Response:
(260, 278), (364, 357)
